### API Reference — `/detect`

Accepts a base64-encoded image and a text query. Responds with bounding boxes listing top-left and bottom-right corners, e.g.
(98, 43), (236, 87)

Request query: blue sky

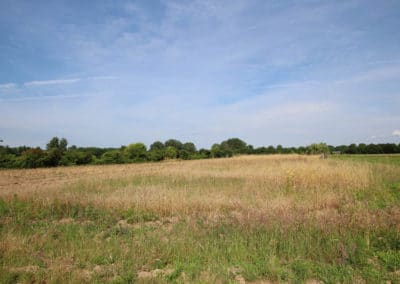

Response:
(0, 0), (400, 148)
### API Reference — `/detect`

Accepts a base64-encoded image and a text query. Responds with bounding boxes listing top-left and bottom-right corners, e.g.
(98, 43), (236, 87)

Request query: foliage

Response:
(1, 136), (400, 168)
(59, 150), (93, 166)
(148, 149), (165, 162)
(165, 139), (183, 150)
(178, 149), (191, 160)
(306, 143), (330, 155)
(125, 143), (147, 161)
(198, 148), (211, 158)
(100, 150), (124, 164)
(150, 141), (164, 151)
(16, 148), (48, 168)
(164, 146), (177, 159)
(182, 142), (196, 153)
(220, 138), (247, 155)
(46, 137), (68, 152)
(46, 137), (60, 150)
(0, 152), (17, 168)
(211, 144), (225, 158)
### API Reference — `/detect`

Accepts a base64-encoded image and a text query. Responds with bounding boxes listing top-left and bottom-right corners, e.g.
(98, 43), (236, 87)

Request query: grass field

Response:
(331, 154), (400, 166)
(1, 154), (400, 283)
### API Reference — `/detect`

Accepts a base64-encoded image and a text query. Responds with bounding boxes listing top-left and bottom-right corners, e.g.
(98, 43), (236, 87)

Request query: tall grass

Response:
(1, 155), (399, 283)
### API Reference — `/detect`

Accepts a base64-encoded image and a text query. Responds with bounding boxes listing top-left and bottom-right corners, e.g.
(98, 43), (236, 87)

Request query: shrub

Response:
(100, 150), (124, 164)
(125, 143), (147, 161)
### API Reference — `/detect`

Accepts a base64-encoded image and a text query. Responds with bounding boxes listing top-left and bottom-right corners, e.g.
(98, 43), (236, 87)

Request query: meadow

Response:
(1, 154), (400, 283)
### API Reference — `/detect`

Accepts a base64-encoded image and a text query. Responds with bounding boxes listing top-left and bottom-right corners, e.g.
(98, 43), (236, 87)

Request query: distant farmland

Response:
(1, 155), (400, 283)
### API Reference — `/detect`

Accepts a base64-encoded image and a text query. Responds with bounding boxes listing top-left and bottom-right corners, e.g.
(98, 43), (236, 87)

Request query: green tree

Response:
(347, 143), (358, 154)
(148, 149), (165, 161)
(211, 144), (224, 158)
(220, 138), (247, 155)
(45, 148), (63, 166)
(0, 152), (16, 168)
(46, 137), (60, 150)
(59, 138), (68, 152)
(297, 146), (306, 154)
(101, 150), (124, 164)
(45, 137), (68, 166)
(335, 145), (348, 153)
(150, 141), (165, 151)
(75, 151), (94, 165)
(46, 137), (68, 151)
(165, 139), (183, 150)
(306, 143), (330, 155)
(178, 150), (190, 160)
(59, 150), (93, 166)
(381, 143), (398, 154)
(246, 145), (254, 154)
(60, 150), (79, 166)
(17, 148), (47, 168)
(182, 142), (196, 153)
(197, 148), (211, 159)
(365, 144), (382, 154)
(358, 143), (367, 154)
(125, 143), (147, 161)
(164, 146), (177, 159)
(267, 146), (276, 154)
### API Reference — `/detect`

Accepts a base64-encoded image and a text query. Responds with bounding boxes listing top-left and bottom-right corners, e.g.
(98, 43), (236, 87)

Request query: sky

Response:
(0, 0), (400, 148)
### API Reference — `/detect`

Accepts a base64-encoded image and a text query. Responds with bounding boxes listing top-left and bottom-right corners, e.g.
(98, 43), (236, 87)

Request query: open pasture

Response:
(1, 155), (400, 283)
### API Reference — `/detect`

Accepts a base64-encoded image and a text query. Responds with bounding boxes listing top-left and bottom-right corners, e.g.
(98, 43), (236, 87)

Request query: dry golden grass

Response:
(1, 154), (396, 229)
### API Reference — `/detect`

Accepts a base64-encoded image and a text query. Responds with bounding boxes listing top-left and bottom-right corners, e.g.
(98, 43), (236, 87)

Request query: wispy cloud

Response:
(334, 65), (400, 85)
(0, 93), (95, 102)
(24, 78), (81, 87)
(393, 130), (400, 137)
(0, 83), (17, 89)
(89, 76), (118, 81)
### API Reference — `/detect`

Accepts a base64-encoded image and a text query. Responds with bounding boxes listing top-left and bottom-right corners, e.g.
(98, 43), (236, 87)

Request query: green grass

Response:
(1, 197), (399, 283)
(331, 154), (400, 166)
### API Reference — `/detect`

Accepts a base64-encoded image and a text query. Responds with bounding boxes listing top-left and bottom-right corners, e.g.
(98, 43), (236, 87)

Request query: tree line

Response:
(0, 137), (399, 169)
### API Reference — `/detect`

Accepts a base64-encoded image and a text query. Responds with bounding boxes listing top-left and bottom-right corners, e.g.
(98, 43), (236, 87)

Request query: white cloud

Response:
(88, 76), (118, 81)
(0, 83), (16, 89)
(0, 93), (95, 102)
(335, 65), (400, 85)
(393, 130), (400, 137)
(24, 78), (81, 87)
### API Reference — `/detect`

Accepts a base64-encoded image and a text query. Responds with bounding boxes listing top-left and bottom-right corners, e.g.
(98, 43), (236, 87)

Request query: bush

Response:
(16, 148), (48, 168)
(306, 143), (330, 155)
(148, 150), (165, 162)
(220, 138), (247, 155)
(59, 150), (94, 165)
(100, 150), (124, 164)
(0, 153), (17, 168)
(182, 142), (196, 153)
(150, 141), (164, 151)
(211, 144), (224, 158)
(164, 146), (177, 159)
(125, 143), (147, 161)
(178, 149), (191, 160)
(165, 139), (183, 150)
